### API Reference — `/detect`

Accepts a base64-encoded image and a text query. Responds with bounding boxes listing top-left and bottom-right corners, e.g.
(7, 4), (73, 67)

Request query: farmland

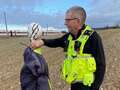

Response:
(0, 29), (120, 90)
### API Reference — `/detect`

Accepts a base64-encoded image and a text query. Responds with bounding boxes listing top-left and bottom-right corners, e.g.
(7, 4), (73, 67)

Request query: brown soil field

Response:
(0, 29), (120, 90)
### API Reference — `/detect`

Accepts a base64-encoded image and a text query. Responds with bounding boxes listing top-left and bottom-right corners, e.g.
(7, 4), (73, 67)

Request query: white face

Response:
(28, 23), (42, 40)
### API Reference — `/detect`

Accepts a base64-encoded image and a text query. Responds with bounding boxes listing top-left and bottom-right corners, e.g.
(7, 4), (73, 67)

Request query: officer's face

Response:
(64, 12), (81, 35)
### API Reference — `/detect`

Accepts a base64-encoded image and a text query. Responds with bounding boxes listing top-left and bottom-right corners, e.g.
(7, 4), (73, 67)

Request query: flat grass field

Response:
(0, 29), (120, 90)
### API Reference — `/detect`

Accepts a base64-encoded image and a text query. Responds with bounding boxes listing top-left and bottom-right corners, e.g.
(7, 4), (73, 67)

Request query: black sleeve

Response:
(42, 33), (69, 48)
(89, 32), (106, 89)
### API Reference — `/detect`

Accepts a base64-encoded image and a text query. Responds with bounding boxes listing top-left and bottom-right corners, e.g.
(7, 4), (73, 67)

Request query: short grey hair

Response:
(66, 6), (86, 24)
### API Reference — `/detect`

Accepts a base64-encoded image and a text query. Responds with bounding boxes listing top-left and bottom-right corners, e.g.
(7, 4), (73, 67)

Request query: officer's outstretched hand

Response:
(31, 39), (44, 49)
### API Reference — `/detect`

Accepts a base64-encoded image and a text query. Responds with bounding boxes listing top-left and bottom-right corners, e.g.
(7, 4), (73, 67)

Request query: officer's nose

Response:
(64, 20), (68, 26)
(64, 22), (67, 26)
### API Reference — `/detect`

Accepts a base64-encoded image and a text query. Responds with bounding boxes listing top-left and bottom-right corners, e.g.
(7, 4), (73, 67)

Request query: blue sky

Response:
(0, 0), (120, 31)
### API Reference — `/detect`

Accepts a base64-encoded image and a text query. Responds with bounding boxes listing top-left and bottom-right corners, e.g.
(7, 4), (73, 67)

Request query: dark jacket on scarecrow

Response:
(20, 47), (51, 90)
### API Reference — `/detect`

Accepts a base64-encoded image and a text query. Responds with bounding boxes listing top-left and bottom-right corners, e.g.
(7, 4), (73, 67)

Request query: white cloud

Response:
(0, 0), (120, 28)
(86, 0), (120, 27)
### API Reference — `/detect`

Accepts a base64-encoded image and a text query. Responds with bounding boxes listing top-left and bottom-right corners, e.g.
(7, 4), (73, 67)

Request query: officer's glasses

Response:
(65, 18), (80, 22)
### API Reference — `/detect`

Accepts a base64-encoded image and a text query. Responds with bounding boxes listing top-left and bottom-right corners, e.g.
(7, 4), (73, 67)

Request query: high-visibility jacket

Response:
(20, 47), (51, 90)
(61, 25), (96, 86)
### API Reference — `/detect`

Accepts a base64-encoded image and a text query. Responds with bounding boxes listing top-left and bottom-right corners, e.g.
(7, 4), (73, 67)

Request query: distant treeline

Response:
(61, 25), (120, 33)
(93, 25), (120, 30)
(0, 30), (62, 37)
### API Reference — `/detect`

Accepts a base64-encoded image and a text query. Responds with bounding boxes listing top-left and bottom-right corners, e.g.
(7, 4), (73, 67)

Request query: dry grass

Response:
(0, 29), (120, 90)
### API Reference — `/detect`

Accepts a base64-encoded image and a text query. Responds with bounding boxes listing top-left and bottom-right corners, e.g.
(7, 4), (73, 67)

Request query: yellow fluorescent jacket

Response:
(61, 25), (96, 86)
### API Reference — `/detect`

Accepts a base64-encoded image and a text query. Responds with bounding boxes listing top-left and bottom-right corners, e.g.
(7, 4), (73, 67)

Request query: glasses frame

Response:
(65, 18), (80, 21)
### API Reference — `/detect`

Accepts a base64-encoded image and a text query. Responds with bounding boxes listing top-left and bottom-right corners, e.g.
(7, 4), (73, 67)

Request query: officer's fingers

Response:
(30, 39), (44, 49)
(30, 40), (39, 49)
(39, 39), (44, 46)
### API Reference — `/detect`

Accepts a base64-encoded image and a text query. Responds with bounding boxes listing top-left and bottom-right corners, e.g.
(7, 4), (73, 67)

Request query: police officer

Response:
(31, 6), (106, 90)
